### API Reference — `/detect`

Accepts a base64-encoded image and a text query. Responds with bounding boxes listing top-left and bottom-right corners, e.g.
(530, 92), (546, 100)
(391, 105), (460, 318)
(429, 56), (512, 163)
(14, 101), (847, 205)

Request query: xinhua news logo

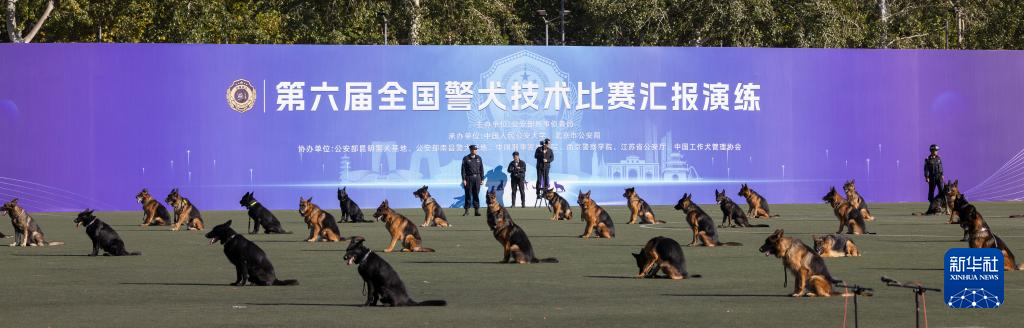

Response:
(945, 248), (1004, 308)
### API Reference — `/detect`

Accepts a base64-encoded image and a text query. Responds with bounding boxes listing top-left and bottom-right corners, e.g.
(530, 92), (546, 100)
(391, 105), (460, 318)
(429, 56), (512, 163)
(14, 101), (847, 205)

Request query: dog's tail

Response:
(125, 250), (142, 256)
(1010, 214), (1024, 218)
(272, 279), (300, 286)
(45, 241), (64, 246)
(911, 212), (926, 216)
(412, 300), (447, 306)
(770, 214), (781, 218)
(746, 223), (770, 228)
(532, 257), (559, 263)
(415, 247), (436, 252)
(717, 242), (743, 246)
(278, 230), (294, 234)
(685, 274), (702, 279)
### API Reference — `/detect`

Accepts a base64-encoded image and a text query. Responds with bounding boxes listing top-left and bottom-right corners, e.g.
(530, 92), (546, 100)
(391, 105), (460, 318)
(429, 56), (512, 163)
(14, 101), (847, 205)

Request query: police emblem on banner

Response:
(945, 248), (1004, 308)
(226, 79), (256, 113)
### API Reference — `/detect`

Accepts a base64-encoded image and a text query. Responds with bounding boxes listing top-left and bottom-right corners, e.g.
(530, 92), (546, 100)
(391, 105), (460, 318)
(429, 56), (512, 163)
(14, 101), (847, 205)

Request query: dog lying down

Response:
(343, 236), (446, 307)
(205, 220), (298, 286)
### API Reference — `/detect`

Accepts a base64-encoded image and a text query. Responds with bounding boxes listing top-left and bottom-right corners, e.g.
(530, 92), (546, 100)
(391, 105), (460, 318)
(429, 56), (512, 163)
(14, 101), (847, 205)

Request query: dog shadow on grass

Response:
(120, 282), (235, 287)
(244, 302), (363, 308)
(405, 260), (507, 265)
(10, 254), (91, 257)
(662, 293), (790, 298)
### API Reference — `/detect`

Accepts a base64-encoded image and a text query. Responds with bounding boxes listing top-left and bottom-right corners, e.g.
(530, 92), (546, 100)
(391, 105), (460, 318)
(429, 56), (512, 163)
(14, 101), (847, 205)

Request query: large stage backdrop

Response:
(1, 44), (1022, 212)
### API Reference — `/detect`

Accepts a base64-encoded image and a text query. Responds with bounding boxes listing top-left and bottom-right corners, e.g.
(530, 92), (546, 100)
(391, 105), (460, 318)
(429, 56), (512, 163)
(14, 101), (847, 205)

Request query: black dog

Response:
(239, 192), (289, 234)
(343, 236), (446, 306)
(73, 209), (141, 256)
(205, 220), (299, 286)
(338, 187), (370, 223)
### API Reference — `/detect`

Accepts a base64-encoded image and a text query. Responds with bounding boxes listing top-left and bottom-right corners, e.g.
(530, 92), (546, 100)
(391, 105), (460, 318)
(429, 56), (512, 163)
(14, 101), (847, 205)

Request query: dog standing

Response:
(674, 193), (742, 247)
(165, 189), (205, 231)
(136, 189), (172, 226)
(74, 209), (141, 256)
(633, 236), (699, 279)
(843, 180), (875, 221)
(413, 186), (450, 227)
(298, 197), (344, 242)
(485, 191), (557, 264)
(953, 195), (1024, 271)
(759, 229), (853, 297)
(738, 184), (779, 218)
(240, 192), (289, 234)
(343, 237), (446, 306)
(823, 187), (868, 235)
(337, 187), (370, 223)
(205, 220), (299, 286)
(542, 189), (573, 221)
(372, 200), (434, 252)
(576, 191), (615, 239)
(623, 187), (663, 224)
(812, 234), (860, 257)
(1, 198), (63, 247)
(715, 189), (768, 228)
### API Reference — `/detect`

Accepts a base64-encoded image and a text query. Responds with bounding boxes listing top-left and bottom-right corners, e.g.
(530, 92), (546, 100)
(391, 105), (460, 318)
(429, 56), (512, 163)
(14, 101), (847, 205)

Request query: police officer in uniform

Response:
(924, 144), (944, 202)
(534, 138), (554, 196)
(507, 151), (527, 208)
(462, 145), (485, 216)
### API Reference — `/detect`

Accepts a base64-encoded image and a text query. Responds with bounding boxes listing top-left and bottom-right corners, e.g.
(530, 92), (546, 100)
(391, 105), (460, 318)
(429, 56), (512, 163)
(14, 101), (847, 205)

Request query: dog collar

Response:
(249, 201), (258, 207)
(85, 219), (98, 228)
(226, 234), (238, 242)
(359, 250), (372, 264)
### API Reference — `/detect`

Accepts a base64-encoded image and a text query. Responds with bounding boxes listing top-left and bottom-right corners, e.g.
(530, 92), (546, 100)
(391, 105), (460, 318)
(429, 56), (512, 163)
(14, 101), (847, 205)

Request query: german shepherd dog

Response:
(623, 187), (663, 224)
(413, 186), (450, 227)
(205, 220), (299, 286)
(542, 189), (573, 221)
(576, 190), (615, 239)
(913, 180), (950, 216)
(946, 183), (972, 241)
(843, 180), (875, 221)
(674, 193), (742, 247)
(298, 197), (343, 242)
(73, 209), (141, 256)
(953, 195), (1024, 270)
(823, 187), (868, 235)
(343, 237), (447, 306)
(715, 189), (769, 228)
(1, 198), (63, 247)
(633, 236), (700, 279)
(337, 187), (370, 223)
(239, 192), (289, 234)
(738, 184), (779, 218)
(135, 189), (171, 226)
(760, 229), (853, 297)
(165, 189), (204, 231)
(812, 234), (860, 257)
(373, 200), (434, 252)
(485, 191), (557, 264)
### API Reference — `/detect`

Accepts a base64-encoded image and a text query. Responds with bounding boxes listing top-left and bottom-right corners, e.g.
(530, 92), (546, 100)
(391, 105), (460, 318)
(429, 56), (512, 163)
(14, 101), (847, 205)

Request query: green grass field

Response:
(3, 202), (1023, 327)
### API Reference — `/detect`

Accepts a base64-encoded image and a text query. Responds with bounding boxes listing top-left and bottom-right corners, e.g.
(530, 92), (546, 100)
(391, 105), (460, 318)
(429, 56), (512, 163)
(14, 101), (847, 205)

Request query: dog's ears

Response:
(953, 179), (959, 186)
(225, 220), (232, 226)
(86, 208), (94, 214)
(350, 236), (366, 245)
(772, 229), (784, 237)
(631, 253), (641, 259)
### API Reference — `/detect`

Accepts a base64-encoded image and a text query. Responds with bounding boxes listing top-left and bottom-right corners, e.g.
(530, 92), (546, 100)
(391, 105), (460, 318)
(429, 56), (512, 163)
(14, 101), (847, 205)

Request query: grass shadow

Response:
(121, 282), (232, 286)
(10, 254), (91, 257)
(244, 302), (364, 308)
(662, 293), (791, 298)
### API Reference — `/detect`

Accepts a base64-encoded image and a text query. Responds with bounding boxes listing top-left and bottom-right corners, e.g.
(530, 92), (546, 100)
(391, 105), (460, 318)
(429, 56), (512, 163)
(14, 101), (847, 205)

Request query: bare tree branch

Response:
(22, 0), (54, 43)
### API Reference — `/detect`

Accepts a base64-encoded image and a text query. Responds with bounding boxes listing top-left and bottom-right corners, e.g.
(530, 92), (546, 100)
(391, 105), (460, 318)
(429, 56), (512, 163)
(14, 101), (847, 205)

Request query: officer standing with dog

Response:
(534, 138), (554, 196)
(924, 144), (944, 202)
(462, 145), (485, 216)
(507, 151), (527, 208)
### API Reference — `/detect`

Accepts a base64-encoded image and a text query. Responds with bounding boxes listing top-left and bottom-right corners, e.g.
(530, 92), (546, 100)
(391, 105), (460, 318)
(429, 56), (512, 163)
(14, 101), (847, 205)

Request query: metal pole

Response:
(544, 22), (549, 46)
(914, 291), (921, 328)
(384, 20), (388, 45)
(560, 0), (565, 45)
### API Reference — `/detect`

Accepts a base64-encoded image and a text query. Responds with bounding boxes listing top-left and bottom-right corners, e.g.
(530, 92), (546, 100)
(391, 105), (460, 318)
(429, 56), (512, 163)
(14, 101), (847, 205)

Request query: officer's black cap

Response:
(469, 145), (478, 150)
(930, 144), (939, 151)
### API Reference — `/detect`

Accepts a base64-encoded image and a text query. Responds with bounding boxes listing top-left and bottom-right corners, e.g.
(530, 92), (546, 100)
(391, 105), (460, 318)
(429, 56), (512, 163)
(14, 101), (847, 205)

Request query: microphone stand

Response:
(834, 282), (873, 328)
(882, 277), (941, 328)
